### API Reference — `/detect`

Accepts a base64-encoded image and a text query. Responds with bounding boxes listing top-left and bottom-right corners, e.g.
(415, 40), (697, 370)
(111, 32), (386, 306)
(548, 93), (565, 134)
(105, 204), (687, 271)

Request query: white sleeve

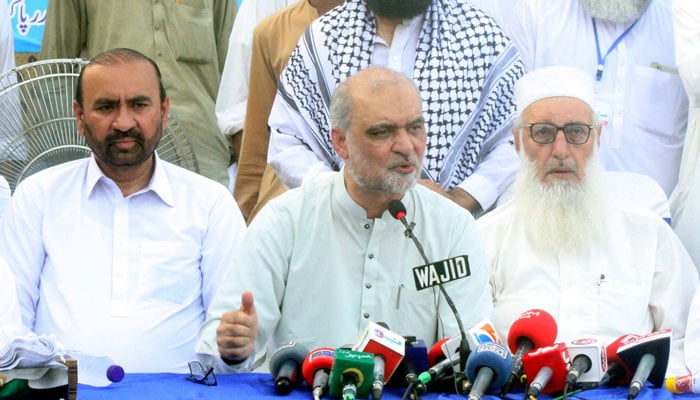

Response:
(215, 0), (294, 136)
(457, 127), (519, 211)
(504, 0), (536, 71)
(267, 95), (335, 189)
(0, 257), (22, 333)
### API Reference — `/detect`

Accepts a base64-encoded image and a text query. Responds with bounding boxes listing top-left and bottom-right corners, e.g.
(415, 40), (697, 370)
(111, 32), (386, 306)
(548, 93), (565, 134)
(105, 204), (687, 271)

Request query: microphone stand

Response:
(398, 217), (471, 373)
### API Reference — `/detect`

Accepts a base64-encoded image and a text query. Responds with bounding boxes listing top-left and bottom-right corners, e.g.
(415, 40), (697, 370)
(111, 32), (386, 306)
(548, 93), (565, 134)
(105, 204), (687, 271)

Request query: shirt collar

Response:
(85, 152), (175, 207)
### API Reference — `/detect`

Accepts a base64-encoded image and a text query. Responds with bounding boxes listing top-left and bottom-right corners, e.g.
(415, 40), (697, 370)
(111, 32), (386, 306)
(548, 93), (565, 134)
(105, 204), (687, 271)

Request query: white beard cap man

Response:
(511, 65), (606, 254)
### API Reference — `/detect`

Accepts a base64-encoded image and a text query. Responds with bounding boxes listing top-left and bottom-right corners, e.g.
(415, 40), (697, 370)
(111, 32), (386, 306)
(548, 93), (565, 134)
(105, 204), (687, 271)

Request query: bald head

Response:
(330, 66), (421, 133)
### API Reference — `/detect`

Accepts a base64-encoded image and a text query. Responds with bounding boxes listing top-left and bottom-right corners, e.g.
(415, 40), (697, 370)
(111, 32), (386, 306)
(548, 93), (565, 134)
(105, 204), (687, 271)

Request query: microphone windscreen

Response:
(507, 309), (557, 353)
(428, 338), (451, 366)
(605, 334), (637, 385)
(302, 347), (335, 387)
(270, 342), (308, 377)
(522, 342), (570, 394)
(387, 200), (407, 220)
(617, 329), (672, 388)
(466, 342), (513, 389)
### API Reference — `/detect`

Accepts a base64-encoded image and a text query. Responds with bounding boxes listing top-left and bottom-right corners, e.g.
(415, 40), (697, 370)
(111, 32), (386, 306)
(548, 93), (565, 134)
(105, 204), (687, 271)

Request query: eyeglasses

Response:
(524, 123), (593, 145)
(187, 361), (217, 386)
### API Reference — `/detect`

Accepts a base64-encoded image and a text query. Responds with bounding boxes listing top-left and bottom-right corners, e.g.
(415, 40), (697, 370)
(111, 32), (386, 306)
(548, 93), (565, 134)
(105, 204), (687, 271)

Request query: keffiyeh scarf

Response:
(278, 0), (524, 189)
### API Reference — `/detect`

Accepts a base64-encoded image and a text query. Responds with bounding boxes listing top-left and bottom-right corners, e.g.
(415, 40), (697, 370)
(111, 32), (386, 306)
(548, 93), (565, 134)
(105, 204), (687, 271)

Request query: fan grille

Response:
(0, 58), (198, 192)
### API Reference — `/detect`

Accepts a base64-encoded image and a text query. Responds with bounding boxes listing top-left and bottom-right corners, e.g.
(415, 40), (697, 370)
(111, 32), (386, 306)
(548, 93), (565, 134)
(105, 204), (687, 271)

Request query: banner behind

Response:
(9, 0), (244, 54)
(9, 0), (48, 53)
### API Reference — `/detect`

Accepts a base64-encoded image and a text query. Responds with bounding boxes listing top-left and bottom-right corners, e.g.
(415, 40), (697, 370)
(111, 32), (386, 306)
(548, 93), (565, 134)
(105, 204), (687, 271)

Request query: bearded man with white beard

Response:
(507, 0), (687, 200)
(477, 66), (698, 376)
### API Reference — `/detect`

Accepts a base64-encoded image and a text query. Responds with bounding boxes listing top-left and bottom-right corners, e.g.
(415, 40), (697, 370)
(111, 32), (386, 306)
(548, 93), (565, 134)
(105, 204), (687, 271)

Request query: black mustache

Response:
(105, 129), (144, 145)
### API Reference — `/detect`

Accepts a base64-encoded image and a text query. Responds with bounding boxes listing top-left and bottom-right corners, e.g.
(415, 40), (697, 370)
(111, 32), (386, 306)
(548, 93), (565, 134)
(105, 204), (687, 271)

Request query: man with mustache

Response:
(196, 67), (493, 372)
(478, 66), (697, 375)
(265, 0), (524, 216)
(507, 0), (687, 199)
(0, 48), (247, 374)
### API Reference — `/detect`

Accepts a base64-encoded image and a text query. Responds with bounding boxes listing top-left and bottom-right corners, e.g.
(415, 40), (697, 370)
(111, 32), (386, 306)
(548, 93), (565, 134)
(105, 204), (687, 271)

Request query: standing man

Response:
(40, 0), (236, 188)
(478, 66), (697, 375)
(233, 0), (344, 222)
(507, 0), (688, 197)
(267, 0), (524, 215)
(0, 49), (247, 373)
(215, 0), (296, 191)
(196, 67), (493, 371)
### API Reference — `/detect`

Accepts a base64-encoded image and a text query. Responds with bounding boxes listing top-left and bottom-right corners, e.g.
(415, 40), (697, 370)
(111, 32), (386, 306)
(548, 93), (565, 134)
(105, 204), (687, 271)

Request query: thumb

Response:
(240, 290), (255, 315)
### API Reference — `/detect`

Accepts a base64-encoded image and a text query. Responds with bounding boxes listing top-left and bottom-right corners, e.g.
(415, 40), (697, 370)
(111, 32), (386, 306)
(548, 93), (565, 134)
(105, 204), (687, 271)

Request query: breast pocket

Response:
(168, 2), (215, 64)
(628, 65), (686, 143)
(138, 240), (201, 304)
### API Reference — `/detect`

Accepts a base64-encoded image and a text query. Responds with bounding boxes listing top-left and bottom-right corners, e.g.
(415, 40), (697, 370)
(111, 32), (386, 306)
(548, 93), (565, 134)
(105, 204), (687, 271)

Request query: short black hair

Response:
(75, 48), (166, 107)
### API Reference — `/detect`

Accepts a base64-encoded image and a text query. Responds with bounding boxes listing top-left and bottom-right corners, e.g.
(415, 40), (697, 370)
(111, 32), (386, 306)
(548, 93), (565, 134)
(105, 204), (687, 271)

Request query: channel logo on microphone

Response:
(412, 255), (470, 291)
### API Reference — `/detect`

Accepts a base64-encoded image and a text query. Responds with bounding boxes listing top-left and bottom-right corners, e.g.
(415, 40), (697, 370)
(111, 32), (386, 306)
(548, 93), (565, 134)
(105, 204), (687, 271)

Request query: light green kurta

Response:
(40, 0), (236, 187)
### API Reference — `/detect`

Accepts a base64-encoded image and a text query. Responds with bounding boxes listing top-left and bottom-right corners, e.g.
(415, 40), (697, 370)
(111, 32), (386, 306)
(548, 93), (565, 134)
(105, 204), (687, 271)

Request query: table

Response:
(77, 372), (700, 400)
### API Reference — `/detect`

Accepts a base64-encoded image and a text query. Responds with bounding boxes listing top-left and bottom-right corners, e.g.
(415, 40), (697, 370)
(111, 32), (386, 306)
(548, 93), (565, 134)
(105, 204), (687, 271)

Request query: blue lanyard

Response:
(592, 17), (639, 81)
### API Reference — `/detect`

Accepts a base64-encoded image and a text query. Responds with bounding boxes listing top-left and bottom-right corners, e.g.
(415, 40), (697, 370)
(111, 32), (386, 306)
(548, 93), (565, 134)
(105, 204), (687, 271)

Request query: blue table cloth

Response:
(77, 372), (700, 400)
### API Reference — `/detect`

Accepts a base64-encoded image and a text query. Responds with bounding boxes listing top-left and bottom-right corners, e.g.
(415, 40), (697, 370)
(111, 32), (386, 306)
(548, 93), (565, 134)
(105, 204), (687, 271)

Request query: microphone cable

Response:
(388, 199), (471, 392)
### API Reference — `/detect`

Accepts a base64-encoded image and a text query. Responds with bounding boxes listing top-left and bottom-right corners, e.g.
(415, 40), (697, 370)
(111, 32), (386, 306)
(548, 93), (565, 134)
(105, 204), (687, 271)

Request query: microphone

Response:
(388, 336), (428, 382)
(616, 329), (671, 400)
(501, 309), (557, 395)
(352, 321), (405, 400)
(565, 338), (607, 390)
(301, 347), (335, 400)
(427, 337), (451, 367)
(390, 336), (429, 395)
(521, 342), (570, 397)
(328, 348), (375, 400)
(466, 318), (504, 351)
(387, 199), (470, 370)
(598, 334), (636, 387)
(269, 342), (309, 395)
(465, 342), (512, 400)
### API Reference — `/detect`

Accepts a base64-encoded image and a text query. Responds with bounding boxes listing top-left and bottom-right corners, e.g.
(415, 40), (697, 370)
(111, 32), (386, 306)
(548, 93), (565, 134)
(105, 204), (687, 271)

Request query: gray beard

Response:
(513, 150), (607, 254)
(578, 0), (651, 23)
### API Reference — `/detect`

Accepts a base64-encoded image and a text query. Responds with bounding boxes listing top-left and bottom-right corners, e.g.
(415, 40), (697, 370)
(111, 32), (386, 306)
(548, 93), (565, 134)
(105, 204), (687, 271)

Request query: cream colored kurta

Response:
(234, 0), (321, 221)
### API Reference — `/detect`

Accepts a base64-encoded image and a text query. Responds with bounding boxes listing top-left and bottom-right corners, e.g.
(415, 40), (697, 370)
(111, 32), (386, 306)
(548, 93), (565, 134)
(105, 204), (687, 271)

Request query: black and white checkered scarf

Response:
(277, 0), (524, 189)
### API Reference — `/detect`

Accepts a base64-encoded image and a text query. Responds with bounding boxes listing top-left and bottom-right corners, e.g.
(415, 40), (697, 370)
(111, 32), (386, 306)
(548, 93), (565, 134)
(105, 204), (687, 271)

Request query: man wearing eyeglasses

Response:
(477, 65), (698, 376)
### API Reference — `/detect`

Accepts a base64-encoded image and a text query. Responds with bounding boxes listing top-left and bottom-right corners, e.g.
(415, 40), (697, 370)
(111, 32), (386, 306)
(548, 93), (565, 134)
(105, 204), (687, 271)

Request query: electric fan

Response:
(0, 58), (199, 192)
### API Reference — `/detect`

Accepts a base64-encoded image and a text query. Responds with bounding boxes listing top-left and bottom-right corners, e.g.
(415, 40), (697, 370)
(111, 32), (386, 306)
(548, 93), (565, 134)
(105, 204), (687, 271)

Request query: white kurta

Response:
(215, 0), (296, 137)
(197, 172), (494, 372)
(0, 155), (247, 373)
(478, 198), (698, 376)
(507, 0), (687, 196)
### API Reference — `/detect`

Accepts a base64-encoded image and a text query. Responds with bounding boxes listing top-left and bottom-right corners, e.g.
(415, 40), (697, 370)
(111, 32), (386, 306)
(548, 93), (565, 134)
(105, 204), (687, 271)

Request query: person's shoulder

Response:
(476, 200), (517, 230)
(17, 158), (88, 190)
(255, 0), (309, 31)
(160, 160), (231, 197)
(257, 172), (335, 217)
(409, 184), (474, 222)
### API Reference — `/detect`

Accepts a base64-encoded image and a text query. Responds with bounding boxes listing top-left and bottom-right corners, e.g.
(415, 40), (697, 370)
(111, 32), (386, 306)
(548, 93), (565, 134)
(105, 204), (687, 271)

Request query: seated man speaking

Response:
(477, 65), (698, 375)
(196, 66), (493, 371)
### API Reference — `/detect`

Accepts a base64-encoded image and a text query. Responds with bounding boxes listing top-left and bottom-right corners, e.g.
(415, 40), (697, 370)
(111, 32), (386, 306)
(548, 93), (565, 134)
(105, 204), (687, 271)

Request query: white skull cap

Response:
(515, 65), (595, 114)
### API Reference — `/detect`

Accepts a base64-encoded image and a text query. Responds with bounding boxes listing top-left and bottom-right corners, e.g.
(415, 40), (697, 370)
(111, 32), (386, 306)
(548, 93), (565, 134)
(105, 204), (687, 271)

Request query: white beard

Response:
(513, 150), (607, 254)
(578, 0), (651, 23)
